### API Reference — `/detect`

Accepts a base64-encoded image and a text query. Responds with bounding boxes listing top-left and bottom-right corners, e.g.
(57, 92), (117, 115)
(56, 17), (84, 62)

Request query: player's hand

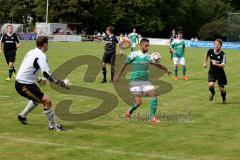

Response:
(119, 50), (123, 56)
(211, 60), (217, 65)
(166, 70), (172, 75)
(113, 75), (121, 83)
(203, 63), (207, 68)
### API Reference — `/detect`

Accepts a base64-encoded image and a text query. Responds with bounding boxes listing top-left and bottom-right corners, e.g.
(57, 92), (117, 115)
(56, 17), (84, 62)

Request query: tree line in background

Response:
(0, 0), (239, 40)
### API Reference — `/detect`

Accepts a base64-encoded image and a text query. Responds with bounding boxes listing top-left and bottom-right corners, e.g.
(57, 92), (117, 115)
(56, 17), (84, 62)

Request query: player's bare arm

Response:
(152, 63), (172, 75)
(114, 63), (128, 82)
(16, 42), (20, 48)
(169, 46), (175, 54)
(0, 43), (2, 52)
(119, 42), (123, 55)
(211, 60), (225, 68)
(203, 52), (208, 68)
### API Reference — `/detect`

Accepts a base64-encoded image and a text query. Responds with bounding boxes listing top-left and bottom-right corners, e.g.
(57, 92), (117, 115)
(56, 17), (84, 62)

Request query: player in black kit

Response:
(204, 39), (227, 104)
(0, 24), (20, 81)
(101, 26), (122, 83)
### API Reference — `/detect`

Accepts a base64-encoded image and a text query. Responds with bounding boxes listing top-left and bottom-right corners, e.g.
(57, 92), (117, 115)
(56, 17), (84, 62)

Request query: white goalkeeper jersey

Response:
(16, 48), (50, 84)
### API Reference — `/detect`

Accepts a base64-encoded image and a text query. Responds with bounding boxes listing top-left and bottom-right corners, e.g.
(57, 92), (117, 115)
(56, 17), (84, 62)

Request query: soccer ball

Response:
(151, 52), (161, 64)
(63, 79), (72, 88)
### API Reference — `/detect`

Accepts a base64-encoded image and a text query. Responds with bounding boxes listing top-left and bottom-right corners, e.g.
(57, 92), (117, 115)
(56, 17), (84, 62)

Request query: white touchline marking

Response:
(0, 95), (9, 98)
(0, 135), (194, 160)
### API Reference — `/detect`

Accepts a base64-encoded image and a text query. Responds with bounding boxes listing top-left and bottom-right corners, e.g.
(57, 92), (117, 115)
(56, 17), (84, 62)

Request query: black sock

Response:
(102, 67), (106, 80)
(13, 66), (16, 73)
(9, 66), (14, 78)
(209, 87), (215, 95)
(221, 91), (226, 101)
(111, 67), (115, 81)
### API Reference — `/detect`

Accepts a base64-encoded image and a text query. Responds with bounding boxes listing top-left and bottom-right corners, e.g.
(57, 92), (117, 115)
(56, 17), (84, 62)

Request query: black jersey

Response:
(103, 35), (119, 54)
(1, 33), (20, 52)
(207, 49), (226, 73)
(170, 33), (177, 43)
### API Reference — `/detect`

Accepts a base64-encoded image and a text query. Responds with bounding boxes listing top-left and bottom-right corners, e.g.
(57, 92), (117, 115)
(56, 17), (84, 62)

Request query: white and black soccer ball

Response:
(150, 52), (161, 64)
(63, 79), (72, 88)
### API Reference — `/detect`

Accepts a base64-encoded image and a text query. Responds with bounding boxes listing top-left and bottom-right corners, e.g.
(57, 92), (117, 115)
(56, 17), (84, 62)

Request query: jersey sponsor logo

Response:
(5, 41), (14, 43)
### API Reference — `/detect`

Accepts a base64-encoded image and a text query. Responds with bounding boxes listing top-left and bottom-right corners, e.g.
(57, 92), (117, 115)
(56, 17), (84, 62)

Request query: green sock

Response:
(149, 97), (157, 118)
(128, 103), (138, 114)
(174, 66), (178, 77)
(182, 66), (186, 76)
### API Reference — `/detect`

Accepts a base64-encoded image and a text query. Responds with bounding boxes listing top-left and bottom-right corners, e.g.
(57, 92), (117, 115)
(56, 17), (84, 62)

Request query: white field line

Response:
(0, 135), (193, 160)
(0, 95), (9, 98)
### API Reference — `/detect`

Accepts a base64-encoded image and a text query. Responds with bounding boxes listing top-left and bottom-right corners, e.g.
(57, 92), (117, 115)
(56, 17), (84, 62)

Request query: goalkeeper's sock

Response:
(9, 66), (14, 78)
(44, 108), (56, 128)
(182, 65), (187, 76)
(20, 100), (38, 118)
(209, 87), (215, 95)
(102, 67), (107, 80)
(149, 97), (157, 119)
(128, 103), (139, 114)
(174, 66), (178, 77)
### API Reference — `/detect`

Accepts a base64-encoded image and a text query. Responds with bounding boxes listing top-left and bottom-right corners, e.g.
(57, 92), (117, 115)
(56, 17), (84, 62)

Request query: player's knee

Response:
(208, 82), (214, 88)
(219, 86), (225, 92)
(42, 95), (52, 108)
(102, 63), (106, 68)
(135, 99), (142, 106)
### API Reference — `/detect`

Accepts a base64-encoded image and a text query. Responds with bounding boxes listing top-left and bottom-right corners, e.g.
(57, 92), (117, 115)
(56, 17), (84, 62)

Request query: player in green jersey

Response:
(169, 31), (187, 80)
(114, 38), (171, 124)
(128, 28), (139, 51)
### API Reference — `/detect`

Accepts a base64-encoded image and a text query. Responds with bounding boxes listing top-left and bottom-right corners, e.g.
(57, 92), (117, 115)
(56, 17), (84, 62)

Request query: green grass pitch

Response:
(0, 41), (240, 160)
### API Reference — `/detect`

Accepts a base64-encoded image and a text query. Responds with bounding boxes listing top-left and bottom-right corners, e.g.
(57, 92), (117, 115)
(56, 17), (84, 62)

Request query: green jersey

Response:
(170, 39), (185, 58)
(129, 33), (139, 43)
(125, 50), (151, 81)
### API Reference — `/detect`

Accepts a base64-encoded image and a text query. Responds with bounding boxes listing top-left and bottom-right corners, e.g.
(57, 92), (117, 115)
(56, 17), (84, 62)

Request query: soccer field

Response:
(0, 41), (240, 160)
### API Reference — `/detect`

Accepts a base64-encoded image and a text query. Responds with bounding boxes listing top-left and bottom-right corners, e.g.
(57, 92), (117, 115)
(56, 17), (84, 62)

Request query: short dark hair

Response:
(36, 36), (48, 48)
(7, 24), (13, 28)
(140, 38), (149, 44)
(106, 26), (114, 33)
(215, 38), (222, 46)
(177, 30), (183, 34)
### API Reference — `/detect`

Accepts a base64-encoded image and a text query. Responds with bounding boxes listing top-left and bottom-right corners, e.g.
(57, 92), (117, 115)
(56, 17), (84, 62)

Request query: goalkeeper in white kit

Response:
(15, 36), (71, 131)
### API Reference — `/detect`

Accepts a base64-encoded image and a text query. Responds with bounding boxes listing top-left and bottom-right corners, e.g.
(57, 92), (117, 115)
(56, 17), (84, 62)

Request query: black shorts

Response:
(208, 71), (227, 86)
(15, 81), (44, 103)
(102, 52), (116, 65)
(4, 50), (16, 64)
